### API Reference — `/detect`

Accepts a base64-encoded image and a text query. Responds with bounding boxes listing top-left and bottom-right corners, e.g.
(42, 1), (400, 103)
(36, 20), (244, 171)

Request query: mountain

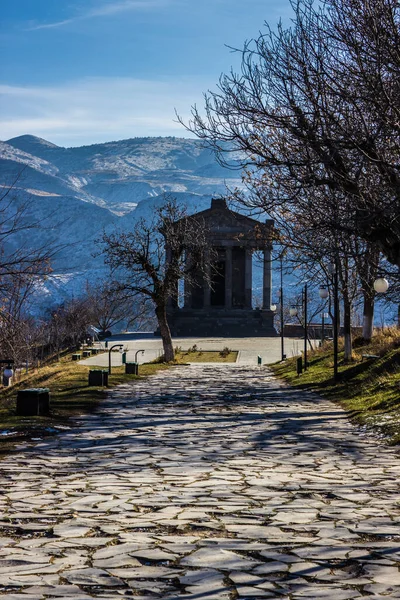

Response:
(0, 135), (243, 312)
(5, 135), (241, 214)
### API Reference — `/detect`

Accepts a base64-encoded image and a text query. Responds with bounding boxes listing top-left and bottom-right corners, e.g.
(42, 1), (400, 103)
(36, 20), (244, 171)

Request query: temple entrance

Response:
(211, 257), (225, 307)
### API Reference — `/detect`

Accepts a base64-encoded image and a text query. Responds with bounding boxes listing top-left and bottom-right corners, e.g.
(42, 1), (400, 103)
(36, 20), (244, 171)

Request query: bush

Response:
(220, 346), (231, 358)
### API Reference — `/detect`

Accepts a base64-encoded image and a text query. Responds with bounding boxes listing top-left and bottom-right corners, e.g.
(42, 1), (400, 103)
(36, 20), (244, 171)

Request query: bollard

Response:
(122, 352), (127, 365)
(297, 357), (303, 376)
(257, 355), (262, 366)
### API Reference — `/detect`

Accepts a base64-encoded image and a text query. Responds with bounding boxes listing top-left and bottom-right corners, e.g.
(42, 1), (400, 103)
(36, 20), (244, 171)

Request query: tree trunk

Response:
(362, 292), (374, 342)
(343, 295), (352, 362)
(155, 304), (174, 362)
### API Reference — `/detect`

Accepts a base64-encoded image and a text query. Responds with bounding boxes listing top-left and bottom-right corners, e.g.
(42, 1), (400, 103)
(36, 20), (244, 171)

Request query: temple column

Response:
(245, 248), (252, 308)
(203, 249), (211, 307)
(166, 245), (178, 308)
(225, 247), (232, 309)
(183, 251), (192, 308)
(262, 247), (272, 309)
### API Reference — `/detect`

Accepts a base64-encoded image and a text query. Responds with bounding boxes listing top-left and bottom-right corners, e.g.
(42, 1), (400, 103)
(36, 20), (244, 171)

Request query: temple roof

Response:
(184, 198), (274, 248)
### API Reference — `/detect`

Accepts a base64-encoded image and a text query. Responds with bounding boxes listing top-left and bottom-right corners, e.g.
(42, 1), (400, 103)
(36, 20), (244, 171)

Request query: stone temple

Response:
(167, 198), (276, 337)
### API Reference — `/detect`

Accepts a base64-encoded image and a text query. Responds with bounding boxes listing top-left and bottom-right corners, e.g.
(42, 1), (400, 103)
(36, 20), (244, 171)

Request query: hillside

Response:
(0, 135), (242, 311)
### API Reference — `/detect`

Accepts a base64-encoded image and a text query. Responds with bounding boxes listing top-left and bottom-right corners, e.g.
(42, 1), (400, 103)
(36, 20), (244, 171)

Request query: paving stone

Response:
(0, 364), (400, 598)
(180, 548), (261, 569)
(62, 568), (124, 586)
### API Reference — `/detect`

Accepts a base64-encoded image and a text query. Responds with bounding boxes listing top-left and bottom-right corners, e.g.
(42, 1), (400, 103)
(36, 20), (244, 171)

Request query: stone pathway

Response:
(1, 365), (400, 599)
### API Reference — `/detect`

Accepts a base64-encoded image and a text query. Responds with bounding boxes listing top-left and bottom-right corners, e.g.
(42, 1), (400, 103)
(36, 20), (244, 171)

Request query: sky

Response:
(1, 0), (293, 147)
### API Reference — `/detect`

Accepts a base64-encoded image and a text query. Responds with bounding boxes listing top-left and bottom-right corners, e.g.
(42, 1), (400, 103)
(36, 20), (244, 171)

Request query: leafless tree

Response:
(84, 280), (152, 334)
(101, 200), (211, 362)
(182, 0), (400, 268)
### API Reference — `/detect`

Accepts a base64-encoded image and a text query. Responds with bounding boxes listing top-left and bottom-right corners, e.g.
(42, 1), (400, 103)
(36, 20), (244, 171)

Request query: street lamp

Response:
(318, 286), (329, 344)
(374, 277), (389, 293)
(288, 283), (308, 371)
(279, 254), (286, 361)
(328, 263), (340, 382)
(108, 344), (124, 375)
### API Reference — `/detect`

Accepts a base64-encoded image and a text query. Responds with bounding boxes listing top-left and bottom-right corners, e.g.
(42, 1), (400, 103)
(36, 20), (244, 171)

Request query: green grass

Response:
(270, 327), (400, 444)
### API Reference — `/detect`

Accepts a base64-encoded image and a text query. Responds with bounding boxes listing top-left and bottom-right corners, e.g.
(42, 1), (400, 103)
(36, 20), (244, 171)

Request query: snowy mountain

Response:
(0, 135), (242, 311)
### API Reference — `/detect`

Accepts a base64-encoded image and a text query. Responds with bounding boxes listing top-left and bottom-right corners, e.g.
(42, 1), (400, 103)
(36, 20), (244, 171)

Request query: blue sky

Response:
(1, 0), (293, 147)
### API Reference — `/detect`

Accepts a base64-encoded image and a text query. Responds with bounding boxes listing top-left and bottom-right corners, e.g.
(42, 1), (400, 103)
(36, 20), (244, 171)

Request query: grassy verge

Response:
(270, 327), (400, 444)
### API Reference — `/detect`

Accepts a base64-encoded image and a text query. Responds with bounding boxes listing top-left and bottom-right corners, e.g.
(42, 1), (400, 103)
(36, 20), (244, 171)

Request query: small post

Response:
(257, 355), (262, 366)
(304, 283), (308, 371)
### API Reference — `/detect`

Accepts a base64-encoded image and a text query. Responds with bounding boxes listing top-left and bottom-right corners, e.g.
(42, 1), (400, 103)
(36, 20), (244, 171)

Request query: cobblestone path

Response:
(1, 365), (400, 599)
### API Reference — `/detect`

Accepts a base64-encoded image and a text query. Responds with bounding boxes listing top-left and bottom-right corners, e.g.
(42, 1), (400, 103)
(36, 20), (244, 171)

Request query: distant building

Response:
(166, 198), (276, 337)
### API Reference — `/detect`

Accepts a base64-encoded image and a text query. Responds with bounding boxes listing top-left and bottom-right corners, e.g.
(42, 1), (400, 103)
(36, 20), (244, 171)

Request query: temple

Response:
(167, 198), (276, 337)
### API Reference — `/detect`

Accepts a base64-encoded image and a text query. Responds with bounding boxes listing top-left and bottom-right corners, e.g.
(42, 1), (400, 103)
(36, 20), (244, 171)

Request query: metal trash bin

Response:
(16, 388), (50, 416)
(88, 370), (109, 386)
(125, 362), (138, 375)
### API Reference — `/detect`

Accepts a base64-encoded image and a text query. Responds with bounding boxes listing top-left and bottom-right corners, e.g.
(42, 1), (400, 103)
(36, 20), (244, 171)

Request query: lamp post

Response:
(108, 344), (124, 375)
(289, 283), (308, 370)
(135, 349), (145, 362)
(373, 276), (390, 328)
(318, 286), (329, 345)
(279, 254), (286, 361)
(303, 284), (308, 370)
(326, 263), (340, 382)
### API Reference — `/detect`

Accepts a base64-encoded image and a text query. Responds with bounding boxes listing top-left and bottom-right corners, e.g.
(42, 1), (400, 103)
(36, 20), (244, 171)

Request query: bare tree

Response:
(101, 200), (211, 362)
(85, 281), (150, 334)
(182, 0), (400, 267)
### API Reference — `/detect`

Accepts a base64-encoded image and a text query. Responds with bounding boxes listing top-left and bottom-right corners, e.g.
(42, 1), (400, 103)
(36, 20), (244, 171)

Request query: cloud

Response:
(0, 77), (203, 146)
(26, 0), (170, 31)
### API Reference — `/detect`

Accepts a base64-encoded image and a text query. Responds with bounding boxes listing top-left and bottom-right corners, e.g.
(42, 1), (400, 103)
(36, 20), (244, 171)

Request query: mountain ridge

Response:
(0, 134), (241, 312)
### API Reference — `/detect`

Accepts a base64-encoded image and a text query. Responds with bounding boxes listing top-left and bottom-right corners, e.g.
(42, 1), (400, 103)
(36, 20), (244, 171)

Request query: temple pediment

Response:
(186, 198), (274, 248)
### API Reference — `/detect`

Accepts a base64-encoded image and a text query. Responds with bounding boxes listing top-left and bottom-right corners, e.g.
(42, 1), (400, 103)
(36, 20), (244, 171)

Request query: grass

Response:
(270, 327), (400, 444)
(174, 350), (238, 363)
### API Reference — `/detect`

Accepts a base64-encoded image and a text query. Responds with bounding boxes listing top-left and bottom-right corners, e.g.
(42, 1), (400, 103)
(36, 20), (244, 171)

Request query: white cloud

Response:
(26, 0), (171, 31)
(0, 77), (203, 146)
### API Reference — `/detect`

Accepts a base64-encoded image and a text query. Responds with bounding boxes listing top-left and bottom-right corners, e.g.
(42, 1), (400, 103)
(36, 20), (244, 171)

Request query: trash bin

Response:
(125, 362), (138, 375)
(16, 388), (50, 416)
(88, 370), (109, 386)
